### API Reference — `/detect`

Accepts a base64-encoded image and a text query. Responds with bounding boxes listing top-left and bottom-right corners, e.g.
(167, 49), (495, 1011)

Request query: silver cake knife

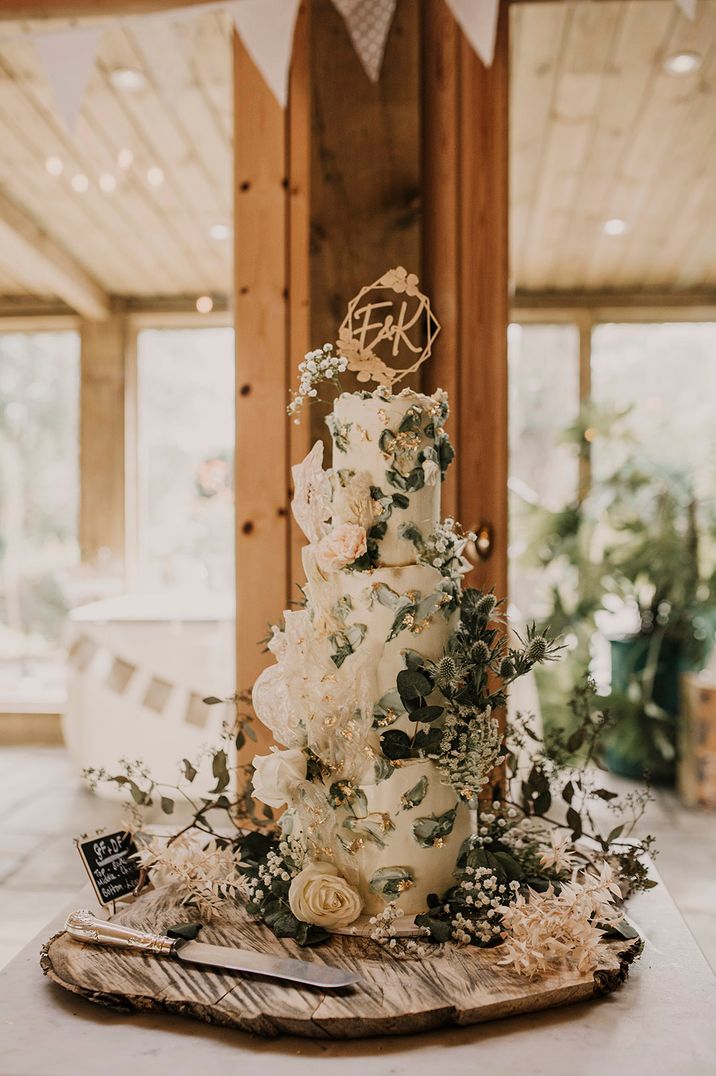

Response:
(65, 910), (360, 990)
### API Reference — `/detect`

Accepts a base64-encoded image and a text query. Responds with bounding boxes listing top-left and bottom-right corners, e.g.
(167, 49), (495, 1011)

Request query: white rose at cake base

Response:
(252, 747), (308, 809)
(288, 862), (363, 930)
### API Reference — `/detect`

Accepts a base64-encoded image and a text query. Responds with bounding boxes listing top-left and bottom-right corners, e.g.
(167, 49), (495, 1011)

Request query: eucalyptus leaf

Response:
(412, 806), (457, 847)
(369, 865), (415, 898)
(400, 775), (428, 809)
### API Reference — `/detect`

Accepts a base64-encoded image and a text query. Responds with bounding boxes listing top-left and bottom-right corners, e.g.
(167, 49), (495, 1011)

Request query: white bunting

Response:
(331, 0), (397, 83)
(34, 25), (102, 130)
(230, 0), (301, 108)
(446, 0), (500, 68)
(675, 0), (697, 18)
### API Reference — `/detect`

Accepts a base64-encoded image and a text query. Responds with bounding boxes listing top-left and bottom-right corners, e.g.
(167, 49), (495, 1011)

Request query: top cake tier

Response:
(327, 388), (453, 567)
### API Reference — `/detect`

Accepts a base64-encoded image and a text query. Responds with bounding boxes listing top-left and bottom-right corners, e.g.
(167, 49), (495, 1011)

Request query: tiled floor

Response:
(1, 745), (716, 972)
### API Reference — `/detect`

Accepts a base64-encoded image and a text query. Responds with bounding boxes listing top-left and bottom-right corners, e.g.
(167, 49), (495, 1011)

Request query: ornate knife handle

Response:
(65, 909), (177, 956)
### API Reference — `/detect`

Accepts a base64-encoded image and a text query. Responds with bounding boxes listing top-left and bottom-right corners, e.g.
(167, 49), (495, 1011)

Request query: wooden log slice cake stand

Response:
(41, 885), (641, 1039)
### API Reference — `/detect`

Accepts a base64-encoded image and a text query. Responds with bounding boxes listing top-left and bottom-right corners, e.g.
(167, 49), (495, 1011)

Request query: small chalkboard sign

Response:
(76, 830), (140, 906)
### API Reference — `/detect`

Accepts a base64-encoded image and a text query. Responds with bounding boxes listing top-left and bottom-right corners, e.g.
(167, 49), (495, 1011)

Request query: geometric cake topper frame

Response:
(336, 266), (441, 387)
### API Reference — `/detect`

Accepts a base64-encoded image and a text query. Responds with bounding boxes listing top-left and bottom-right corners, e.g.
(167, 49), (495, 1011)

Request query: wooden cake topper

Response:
(337, 266), (441, 387)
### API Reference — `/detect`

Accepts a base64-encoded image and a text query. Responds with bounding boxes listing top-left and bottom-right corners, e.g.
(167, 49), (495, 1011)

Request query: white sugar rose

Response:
(291, 441), (332, 545)
(422, 458), (441, 486)
(315, 522), (367, 572)
(288, 861), (363, 929)
(251, 747), (307, 809)
(333, 470), (379, 530)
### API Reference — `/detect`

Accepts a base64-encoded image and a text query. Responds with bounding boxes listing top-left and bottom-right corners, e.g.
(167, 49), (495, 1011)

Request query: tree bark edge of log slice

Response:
(39, 885), (643, 1040)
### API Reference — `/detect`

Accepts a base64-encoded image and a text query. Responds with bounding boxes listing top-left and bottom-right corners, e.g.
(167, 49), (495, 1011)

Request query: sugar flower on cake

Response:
(252, 747), (308, 809)
(315, 522), (367, 572)
(252, 662), (304, 749)
(288, 860), (363, 929)
(291, 441), (332, 544)
(332, 470), (380, 530)
(422, 458), (440, 487)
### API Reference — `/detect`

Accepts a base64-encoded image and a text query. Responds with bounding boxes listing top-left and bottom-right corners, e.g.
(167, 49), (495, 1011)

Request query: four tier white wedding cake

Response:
(249, 270), (491, 930)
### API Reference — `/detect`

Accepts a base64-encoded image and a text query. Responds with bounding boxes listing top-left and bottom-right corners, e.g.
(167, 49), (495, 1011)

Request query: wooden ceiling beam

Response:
(0, 185), (110, 319)
(0, 0), (217, 17)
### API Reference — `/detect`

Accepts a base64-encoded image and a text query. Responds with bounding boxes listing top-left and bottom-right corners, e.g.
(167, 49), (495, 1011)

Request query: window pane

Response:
(591, 323), (716, 502)
(0, 331), (80, 704)
(508, 322), (580, 618)
(136, 327), (235, 592)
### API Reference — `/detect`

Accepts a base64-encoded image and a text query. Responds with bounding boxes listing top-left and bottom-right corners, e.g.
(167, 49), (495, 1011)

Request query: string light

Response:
(663, 51), (701, 76)
(602, 218), (627, 236)
(196, 295), (214, 314)
(117, 148), (134, 170)
(146, 165), (164, 188)
(71, 173), (89, 194)
(209, 223), (230, 241)
(45, 155), (63, 176)
(99, 173), (117, 193)
(109, 67), (147, 92)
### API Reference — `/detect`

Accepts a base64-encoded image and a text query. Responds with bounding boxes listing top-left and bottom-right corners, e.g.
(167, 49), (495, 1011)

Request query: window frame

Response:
(124, 310), (234, 591)
(510, 301), (716, 504)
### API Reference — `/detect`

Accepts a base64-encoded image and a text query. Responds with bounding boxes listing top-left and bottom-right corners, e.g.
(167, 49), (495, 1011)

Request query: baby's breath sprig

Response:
(288, 343), (348, 421)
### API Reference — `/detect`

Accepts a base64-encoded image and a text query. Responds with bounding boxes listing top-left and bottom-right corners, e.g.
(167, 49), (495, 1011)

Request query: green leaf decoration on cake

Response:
(369, 865), (415, 898)
(400, 775), (428, 810)
(379, 429), (396, 455)
(370, 582), (401, 610)
(435, 431), (455, 478)
(391, 493), (410, 511)
(415, 591), (444, 622)
(328, 780), (368, 815)
(399, 405), (423, 433)
(326, 415), (352, 452)
(343, 814), (394, 848)
(398, 521), (425, 551)
(329, 622), (367, 667)
(373, 689), (406, 728)
(387, 595), (419, 641)
(374, 756), (396, 783)
(412, 806), (458, 848)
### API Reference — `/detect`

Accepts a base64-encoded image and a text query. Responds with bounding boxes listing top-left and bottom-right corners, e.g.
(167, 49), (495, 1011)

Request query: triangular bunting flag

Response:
(230, 0), (300, 108)
(675, 0), (696, 19)
(34, 25), (102, 130)
(446, 0), (500, 68)
(331, 0), (397, 83)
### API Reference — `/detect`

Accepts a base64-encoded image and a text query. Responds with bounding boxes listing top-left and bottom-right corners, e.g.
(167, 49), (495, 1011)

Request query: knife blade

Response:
(65, 909), (360, 990)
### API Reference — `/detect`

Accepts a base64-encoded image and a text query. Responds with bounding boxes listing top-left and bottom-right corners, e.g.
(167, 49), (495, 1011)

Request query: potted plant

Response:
(513, 407), (716, 784)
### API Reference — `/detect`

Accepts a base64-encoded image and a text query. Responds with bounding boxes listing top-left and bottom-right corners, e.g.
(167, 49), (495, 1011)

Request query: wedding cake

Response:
(250, 268), (485, 930)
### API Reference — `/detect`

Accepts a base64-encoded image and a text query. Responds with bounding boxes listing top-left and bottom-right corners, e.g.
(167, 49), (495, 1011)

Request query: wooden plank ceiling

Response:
(0, 2), (714, 306)
(0, 8), (232, 304)
(511, 0), (716, 295)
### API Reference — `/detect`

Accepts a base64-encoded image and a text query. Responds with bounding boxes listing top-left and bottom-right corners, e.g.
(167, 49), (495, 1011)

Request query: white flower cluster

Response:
(244, 834), (308, 906)
(288, 344), (348, 420)
(423, 517), (476, 579)
(434, 705), (505, 802)
(368, 901), (405, 947)
(498, 864), (622, 979)
(450, 866), (518, 945)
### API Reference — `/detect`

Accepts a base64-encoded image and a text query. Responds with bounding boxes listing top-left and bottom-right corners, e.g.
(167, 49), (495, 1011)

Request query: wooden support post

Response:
(308, 0), (421, 447)
(234, 28), (290, 705)
(79, 308), (127, 567)
(233, 5), (311, 759)
(423, 0), (510, 602)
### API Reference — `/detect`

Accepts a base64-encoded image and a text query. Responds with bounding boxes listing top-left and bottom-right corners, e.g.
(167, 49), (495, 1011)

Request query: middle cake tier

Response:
(303, 549), (457, 733)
